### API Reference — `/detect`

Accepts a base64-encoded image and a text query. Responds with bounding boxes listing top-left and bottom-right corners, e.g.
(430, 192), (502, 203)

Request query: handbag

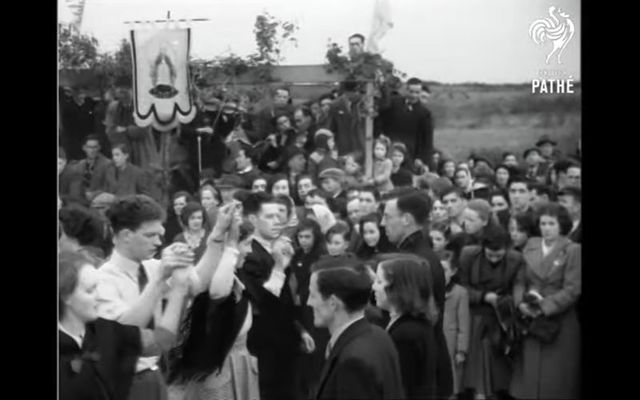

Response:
(526, 315), (561, 344)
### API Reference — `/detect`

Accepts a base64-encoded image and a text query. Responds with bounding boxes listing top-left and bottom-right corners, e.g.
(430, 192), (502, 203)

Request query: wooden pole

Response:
(364, 82), (374, 178)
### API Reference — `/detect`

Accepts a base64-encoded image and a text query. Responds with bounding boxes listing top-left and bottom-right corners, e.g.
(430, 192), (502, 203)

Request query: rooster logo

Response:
(529, 6), (575, 64)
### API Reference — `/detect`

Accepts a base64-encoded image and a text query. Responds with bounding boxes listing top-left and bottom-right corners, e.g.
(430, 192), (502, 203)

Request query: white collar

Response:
(238, 165), (253, 174)
(110, 249), (143, 278)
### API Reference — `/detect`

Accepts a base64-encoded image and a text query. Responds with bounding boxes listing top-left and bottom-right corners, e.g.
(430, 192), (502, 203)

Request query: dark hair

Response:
(429, 221), (450, 238)
(325, 220), (351, 242)
(307, 188), (329, 201)
(359, 185), (381, 202)
(179, 202), (208, 228)
(59, 251), (94, 319)
(242, 191), (276, 217)
(83, 134), (101, 145)
(59, 204), (104, 246)
(440, 186), (465, 201)
(510, 213), (537, 237)
(557, 186), (582, 203)
(535, 202), (573, 236)
(199, 185), (222, 206)
(437, 159), (456, 176)
(311, 258), (373, 313)
(349, 33), (365, 43)
(421, 83), (431, 94)
(274, 194), (294, 218)
(553, 159), (581, 174)
(376, 254), (438, 323)
(238, 221), (255, 243)
(406, 77), (422, 87)
(173, 191), (195, 204)
(481, 224), (510, 251)
(294, 218), (327, 256)
(358, 212), (382, 235)
(489, 190), (511, 207)
(296, 173), (314, 189)
(294, 106), (313, 119)
(396, 192), (432, 225)
(529, 183), (556, 201)
(112, 142), (131, 155)
(268, 174), (289, 194)
(107, 195), (165, 234)
(508, 175), (533, 190)
(272, 113), (292, 128)
(523, 148), (541, 159)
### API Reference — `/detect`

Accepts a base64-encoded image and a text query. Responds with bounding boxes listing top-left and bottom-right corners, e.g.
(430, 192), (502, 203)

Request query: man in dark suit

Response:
(253, 87), (295, 142)
(378, 77), (434, 166)
(381, 191), (454, 398)
(73, 134), (113, 200)
(307, 257), (404, 400)
(558, 186), (581, 244)
(327, 80), (366, 155)
(239, 192), (314, 400)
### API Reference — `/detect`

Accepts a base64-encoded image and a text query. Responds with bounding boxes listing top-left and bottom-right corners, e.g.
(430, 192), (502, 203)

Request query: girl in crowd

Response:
(441, 250), (471, 399)
(307, 129), (339, 181)
(508, 213), (537, 252)
(431, 199), (450, 224)
(169, 206), (261, 400)
(489, 190), (510, 214)
(369, 135), (394, 193)
(199, 184), (222, 228)
(165, 191), (195, 246)
(173, 202), (210, 263)
(324, 221), (352, 257)
(458, 226), (525, 400)
(289, 219), (330, 399)
(428, 221), (450, 255)
(59, 250), (188, 400)
(390, 142), (414, 189)
(355, 212), (396, 261)
(372, 253), (439, 399)
(510, 203), (581, 400)
(494, 164), (512, 191)
(439, 159), (457, 183)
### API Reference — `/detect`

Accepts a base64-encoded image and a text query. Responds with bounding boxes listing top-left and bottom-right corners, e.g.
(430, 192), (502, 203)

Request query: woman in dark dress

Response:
(372, 253), (439, 399)
(457, 226), (525, 400)
(289, 218), (330, 400)
(59, 251), (187, 400)
(355, 212), (396, 261)
(173, 202), (211, 263)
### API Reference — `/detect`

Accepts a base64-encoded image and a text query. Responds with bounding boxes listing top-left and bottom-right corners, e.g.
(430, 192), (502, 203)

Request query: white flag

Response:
(65, 0), (86, 31)
(366, 0), (394, 54)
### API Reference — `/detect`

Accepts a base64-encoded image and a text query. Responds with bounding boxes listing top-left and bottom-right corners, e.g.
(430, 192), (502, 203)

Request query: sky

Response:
(60, 0), (581, 84)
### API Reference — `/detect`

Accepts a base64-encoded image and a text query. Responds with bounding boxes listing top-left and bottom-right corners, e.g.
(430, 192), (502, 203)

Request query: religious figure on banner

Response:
(131, 27), (196, 131)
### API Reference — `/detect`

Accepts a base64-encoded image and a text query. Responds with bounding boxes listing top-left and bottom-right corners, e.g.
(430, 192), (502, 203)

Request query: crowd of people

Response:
(59, 33), (582, 400)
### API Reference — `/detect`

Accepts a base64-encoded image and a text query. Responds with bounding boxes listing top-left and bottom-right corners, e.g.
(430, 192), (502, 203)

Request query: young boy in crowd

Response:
(324, 221), (352, 257)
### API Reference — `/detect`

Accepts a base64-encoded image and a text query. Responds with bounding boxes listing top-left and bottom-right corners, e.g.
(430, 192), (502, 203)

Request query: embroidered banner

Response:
(131, 26), (196, 131)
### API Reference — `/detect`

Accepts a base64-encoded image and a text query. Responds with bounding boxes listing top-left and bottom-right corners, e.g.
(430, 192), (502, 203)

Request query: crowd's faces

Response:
(276, 115), (292, 133)
(566, 166), (581, 188)
(273, 89), (290, 108)
(307, 272), (334, 328)
(58, 157), (67, 175)
(305, 194), (328, 209)
(503, 155), (518, 167)
(63, 263), (100, 323)
(358, 191), (379, 215)
(362, 221), (381, 248)
(320, 98), (333, 116)
(508, 183), (531, 212)
(484, 247), (506, 264)
(495, 168), (510, 188)
(235, 150), (251, 171)
(125, 220), (165, 261)
(419, 89), (431, 107)
(407, 83), (422, 104)
(288, 154), (307, 174)
(321, 177), (340, 196)
(298, 178), (315, 200)
(558, 195), (580, 219)
(327, 233), (349, 256)
(347, 189), (360, 202)
(442, 192), (467, 219)
(374, 143), (388, 160)
(347, 199), (361, 225)
(539, 215), (561, 243)
(310, 102), (322, 121)
(508, 218), (529, 249)
(200, 189), (217, 210)
(297, 229), (315, 254)
(391, 149), (405, 169)
(539, 143), (554, 158)
(251, 203), (283, 240)
(443, 161), (456, 179)
(271, 179), (291, 198)
(188, 211), (204, 231)
(344, 155), (360, 175)
(432, 152), (441, 166)
(490, 194), (509, 213)
(462, 208), (487, 235)
(83, 139), (101, 160)
(429, 230), (447, 252)
(276, 203), (290, 226)
(348, 36), (364, 58)
(221, 188), (239, 206)
(381, 199), (404, 244)
(455, 170), (472, 190)
(252, 179), (267, 193)
(525, 151), (541, 167)
(112, 148), (128, 168)
(530, 190), (549, 209)
(430, 200), (448, 223)
(294, 110), (312, 132)
(173, 196), (188, 216)
(372, 266), (391, 311)
(294, 133), (308, 149)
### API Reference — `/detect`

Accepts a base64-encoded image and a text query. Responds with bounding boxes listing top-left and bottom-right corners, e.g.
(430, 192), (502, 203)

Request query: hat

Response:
(318, 168), (345, 181)
(536, 135), (557, 147)
(214, 174), (245, 190)
(90, 192), (117, 209)
(466, 199), (492, 222)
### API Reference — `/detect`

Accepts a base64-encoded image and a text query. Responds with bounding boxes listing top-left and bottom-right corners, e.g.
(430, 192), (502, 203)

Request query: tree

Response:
(58, 23), (99, 69)
(94, 39), (133, 89)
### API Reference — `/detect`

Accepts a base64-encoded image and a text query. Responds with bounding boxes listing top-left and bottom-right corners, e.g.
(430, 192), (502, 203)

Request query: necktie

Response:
(138, 264), (155, 329)
(325, 341), (332, 360)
